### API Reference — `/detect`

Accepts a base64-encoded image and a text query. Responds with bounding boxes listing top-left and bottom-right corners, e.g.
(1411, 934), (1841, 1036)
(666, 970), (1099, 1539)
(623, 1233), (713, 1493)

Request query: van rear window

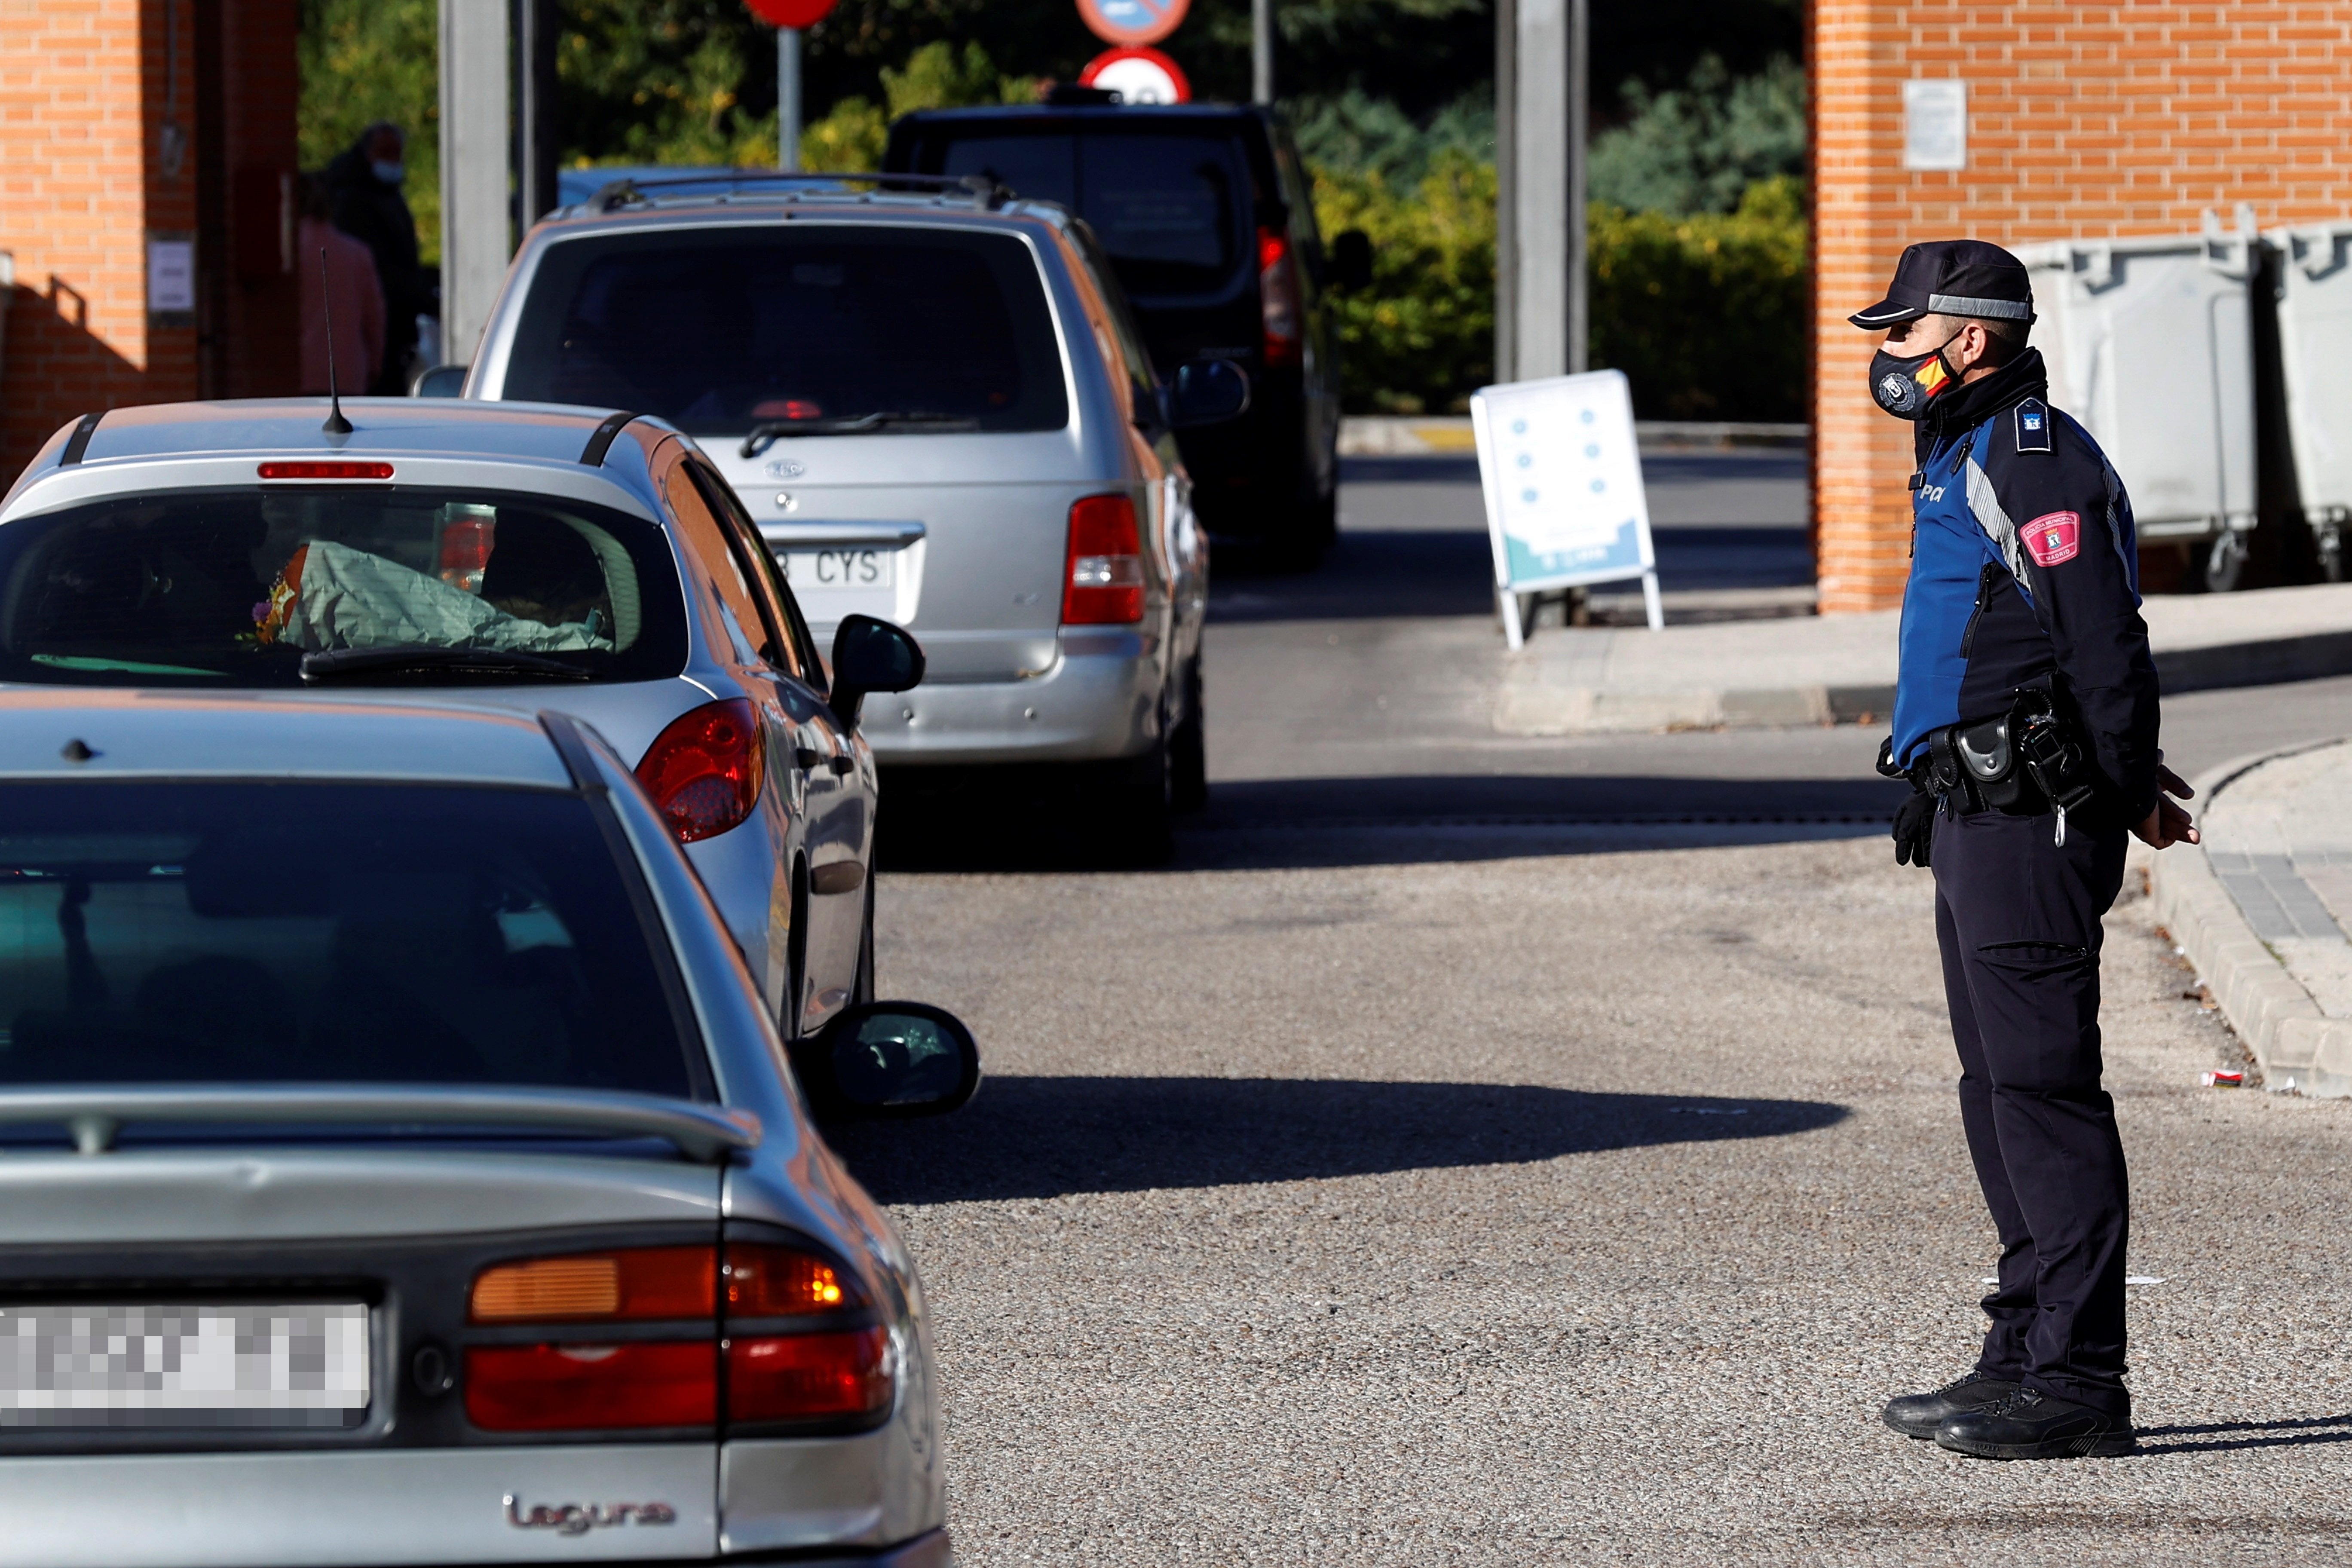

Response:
(501, 227), (1069, 436)
(903, 128), (1250, 298)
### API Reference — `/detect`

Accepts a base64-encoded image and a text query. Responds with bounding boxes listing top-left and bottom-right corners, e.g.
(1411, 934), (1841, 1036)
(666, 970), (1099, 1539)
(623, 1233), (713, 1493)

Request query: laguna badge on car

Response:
(504, 1494), (680, 1535)
(764, 458), (806, 479)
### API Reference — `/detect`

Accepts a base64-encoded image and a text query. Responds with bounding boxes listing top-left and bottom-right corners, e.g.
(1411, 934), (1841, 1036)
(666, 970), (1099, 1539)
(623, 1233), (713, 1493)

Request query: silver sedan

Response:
(0, 691), (970, 1566)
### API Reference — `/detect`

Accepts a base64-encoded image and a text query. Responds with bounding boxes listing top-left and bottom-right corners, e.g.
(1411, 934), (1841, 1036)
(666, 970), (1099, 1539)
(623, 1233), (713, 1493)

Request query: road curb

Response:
(1494, 633), (2352, 735)
(2149, 740), (2352, 1095)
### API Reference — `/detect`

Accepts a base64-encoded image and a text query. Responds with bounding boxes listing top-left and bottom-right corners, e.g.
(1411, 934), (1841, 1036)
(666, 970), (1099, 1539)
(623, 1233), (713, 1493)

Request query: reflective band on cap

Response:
(1927, 292), (2032, 321)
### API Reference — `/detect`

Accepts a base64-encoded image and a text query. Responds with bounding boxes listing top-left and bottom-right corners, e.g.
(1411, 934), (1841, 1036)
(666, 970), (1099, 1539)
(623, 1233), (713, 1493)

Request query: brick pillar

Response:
(1809, 2), (2352, 612)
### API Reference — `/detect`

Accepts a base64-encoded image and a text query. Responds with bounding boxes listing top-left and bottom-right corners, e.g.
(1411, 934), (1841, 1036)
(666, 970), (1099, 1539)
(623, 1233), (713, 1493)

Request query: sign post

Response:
(1471, 369), (1662, 646)
(743, 0), (842, 170)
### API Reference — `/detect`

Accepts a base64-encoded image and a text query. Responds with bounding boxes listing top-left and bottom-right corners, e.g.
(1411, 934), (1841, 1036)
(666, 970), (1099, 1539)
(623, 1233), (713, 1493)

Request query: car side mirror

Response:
(829, 613), (924, 729)
(411, 364), (468, 398)
(1168, 359), (1251, 429)
(1330, 228), (1373, 293)
(789, 1001), (980, 1121)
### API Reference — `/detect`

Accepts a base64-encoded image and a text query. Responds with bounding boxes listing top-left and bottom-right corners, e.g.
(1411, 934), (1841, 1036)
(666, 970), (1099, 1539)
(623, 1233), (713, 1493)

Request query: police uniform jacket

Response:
(1889, 349), (2161, 824)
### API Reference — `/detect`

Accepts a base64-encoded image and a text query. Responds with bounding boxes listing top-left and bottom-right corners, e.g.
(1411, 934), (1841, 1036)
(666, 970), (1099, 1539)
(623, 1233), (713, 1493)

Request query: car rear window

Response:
(903, 126), (1251, 297)
(500, 226), (1069, 435)
(0, 487), (685, 686)
(0, 782), (698, 1096)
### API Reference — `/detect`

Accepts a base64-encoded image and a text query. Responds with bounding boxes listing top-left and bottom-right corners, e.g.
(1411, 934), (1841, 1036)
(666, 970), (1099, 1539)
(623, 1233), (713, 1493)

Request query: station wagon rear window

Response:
(0, 487), (685, 686)
(501, 226), (1069, 435)
(0, 782), (697, 1099)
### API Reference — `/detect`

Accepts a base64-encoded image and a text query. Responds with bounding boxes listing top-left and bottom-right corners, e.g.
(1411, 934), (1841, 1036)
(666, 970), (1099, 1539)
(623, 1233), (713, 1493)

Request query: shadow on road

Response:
(1207, 528), (1814, 623)
(879, 771), (1902, 873)
(827, 1076), (1850, 1203)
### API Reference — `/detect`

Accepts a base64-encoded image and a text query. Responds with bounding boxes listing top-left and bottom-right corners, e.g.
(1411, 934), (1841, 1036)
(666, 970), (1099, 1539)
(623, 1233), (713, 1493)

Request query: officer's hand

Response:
(1893, 791), (1936, 867)
(2133, 765), (2200, 849)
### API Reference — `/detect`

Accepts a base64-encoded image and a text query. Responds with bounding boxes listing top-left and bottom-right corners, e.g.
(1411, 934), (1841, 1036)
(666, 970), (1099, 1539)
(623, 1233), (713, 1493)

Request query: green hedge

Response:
(1311, 167), (1807, 419)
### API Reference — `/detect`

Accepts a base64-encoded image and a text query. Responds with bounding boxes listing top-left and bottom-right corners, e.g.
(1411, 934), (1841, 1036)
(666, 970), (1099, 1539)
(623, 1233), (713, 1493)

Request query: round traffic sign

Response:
(1074, 0), (1188, 49)
(1080, 46), (1191, 104)
(744, 0), (837, 28)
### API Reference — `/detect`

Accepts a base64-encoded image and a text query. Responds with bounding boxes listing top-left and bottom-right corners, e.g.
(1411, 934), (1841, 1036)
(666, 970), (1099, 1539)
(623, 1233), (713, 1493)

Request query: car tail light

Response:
(636, 698), (766, 842)
(1258, 227), (1302, 370)
(727, 1244), (858, 1315)
(459, 1240), (891, 1432)
(256, 460), (394, 480)
(465, 1342), (716, 1430)
(1063, 495), (1145, 625)
(728, 1329), (892, 1421)
(471, 1246), (716, 1323)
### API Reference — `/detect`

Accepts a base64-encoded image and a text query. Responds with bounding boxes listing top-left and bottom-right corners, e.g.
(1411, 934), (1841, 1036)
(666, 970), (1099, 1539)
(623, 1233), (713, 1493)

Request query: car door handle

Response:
(794, 747), (822, 770)
(826, 754), (856, 776)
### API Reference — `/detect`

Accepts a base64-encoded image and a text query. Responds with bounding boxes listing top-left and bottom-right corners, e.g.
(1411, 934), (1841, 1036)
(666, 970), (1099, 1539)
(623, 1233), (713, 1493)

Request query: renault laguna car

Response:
(0, 691), (972, 1567)
(0, 399), (921, 1039)
(445, 176), (1247, 861)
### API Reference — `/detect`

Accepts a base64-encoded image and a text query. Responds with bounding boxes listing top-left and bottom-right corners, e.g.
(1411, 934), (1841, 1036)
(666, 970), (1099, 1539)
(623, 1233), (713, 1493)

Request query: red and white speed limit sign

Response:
(1079, 47), (1191, 104)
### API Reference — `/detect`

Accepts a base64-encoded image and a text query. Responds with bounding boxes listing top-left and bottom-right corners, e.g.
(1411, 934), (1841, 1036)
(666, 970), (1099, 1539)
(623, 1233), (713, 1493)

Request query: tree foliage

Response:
(296, 0), (440, 260)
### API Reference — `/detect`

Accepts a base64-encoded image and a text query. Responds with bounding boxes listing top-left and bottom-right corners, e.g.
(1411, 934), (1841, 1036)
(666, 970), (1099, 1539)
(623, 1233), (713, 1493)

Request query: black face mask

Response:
(1868, 330), (1965, 420)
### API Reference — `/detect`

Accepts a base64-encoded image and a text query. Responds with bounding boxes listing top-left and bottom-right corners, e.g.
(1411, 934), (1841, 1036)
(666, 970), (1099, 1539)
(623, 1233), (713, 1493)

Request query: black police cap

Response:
(1850, 239), (2034, 329)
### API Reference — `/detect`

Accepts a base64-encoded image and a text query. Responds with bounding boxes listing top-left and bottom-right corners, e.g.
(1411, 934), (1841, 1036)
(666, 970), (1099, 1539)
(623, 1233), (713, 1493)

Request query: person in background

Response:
(297, 174), (384, 398)
(325, 122), (424, 393)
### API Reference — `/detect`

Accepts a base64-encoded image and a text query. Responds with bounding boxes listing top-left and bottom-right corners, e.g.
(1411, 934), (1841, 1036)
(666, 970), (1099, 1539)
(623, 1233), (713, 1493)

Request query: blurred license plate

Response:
(783, 548), (895, 591)
(0, 1303), (370, 1428)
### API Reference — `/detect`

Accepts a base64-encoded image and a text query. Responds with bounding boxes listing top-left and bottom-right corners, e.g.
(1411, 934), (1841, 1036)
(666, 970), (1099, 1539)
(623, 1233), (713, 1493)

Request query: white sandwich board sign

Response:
(1470, 368), (1661, 646)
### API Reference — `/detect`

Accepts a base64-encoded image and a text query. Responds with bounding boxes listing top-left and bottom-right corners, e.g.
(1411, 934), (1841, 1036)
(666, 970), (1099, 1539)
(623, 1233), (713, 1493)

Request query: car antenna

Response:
(316, 247), (353, 435)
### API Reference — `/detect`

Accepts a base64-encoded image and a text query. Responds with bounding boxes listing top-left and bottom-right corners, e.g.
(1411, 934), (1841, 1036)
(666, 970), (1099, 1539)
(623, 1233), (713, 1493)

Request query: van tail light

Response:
(466, 1342), (716, 1431)
(1063, 495), (1145, 625)
(1258, 227), (1302, 370)
(460, 1243), (891, 1433)
(729, 1329), (892, 1421)
(636, 698), (766, 842)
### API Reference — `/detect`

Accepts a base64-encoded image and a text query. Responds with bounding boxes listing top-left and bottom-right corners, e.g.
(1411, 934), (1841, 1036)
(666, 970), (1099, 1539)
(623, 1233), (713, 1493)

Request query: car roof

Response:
(0, 398), (678, 520)
(896, 103), (1268, 126)
(534, 180), (1080, 236)
(0, 689), (576, 787)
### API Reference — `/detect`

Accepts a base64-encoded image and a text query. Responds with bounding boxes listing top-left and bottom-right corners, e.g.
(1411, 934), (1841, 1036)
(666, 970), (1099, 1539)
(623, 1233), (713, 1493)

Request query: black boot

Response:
(1936, 1386), (2136, 1458)
(1881, 1372), (2020, 1439)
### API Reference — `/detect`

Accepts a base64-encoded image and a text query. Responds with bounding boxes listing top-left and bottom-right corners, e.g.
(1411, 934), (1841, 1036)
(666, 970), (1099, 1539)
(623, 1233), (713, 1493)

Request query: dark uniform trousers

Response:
(1932, 805), (2132, 1422)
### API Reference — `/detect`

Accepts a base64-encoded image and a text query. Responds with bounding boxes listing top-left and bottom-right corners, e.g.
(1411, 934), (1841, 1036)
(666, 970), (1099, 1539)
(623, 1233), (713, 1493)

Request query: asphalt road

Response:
(858, 452), (2352, 1563)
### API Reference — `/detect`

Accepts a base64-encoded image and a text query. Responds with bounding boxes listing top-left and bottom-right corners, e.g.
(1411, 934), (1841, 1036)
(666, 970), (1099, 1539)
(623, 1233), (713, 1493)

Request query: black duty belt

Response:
(1902, 688), (2101, 845)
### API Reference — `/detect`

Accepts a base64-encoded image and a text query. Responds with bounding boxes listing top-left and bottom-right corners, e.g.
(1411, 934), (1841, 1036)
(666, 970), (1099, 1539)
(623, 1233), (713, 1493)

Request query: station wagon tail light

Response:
(1063, 495), (1145, 625)
(636, 698), (766, 842)
(461, 1242), (888, 1432)
(1258, 227), (1302, 370)
(257, 460), (395, 480)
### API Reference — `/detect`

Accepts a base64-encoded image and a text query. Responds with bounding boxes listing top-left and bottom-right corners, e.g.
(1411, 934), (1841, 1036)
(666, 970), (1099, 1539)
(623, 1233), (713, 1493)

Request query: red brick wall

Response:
(1813, 3), (2352, 612)
(0, 0), (295, 480)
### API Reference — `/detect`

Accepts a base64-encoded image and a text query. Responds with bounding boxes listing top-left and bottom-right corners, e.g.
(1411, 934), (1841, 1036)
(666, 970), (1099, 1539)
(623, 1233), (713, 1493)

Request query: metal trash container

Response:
(2265, 219), (2352, 581)
(2016, 208), (2260, 590)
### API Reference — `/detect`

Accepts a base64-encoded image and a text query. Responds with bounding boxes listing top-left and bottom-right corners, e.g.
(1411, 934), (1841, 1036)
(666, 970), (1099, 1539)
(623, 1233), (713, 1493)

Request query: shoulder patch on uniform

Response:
(2024, 510), (2080, 566)
(2014, 397), (2052, 453)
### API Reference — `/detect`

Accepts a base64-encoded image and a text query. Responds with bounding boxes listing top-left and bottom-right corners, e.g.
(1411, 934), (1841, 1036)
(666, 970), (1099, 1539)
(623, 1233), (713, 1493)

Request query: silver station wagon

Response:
(0, 692), (972, 1567)
(0, 399), (922, 1040)
(448, 175), (1248, 861)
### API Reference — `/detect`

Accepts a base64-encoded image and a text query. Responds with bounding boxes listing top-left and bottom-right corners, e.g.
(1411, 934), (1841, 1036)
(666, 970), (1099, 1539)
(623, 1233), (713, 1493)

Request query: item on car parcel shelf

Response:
(438, 505), (496, 593)
(2201, 1069), (2245, 1088)
(254, 540), (614, 655)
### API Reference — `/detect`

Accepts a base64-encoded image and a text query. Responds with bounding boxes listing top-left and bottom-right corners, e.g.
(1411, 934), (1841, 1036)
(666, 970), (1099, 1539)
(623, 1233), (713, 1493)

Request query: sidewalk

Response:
(2152, 736), (2352, 1096)
(1496, 580), (2352, 734)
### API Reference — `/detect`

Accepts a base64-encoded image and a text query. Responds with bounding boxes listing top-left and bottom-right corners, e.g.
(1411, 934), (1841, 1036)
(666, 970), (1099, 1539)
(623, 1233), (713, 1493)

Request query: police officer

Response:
(1854, 240), (2199, 1460)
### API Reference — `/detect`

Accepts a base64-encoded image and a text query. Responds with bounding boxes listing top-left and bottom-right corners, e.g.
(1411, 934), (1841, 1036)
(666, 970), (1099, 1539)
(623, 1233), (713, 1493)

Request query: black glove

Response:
(1893, 790), (1936, 868)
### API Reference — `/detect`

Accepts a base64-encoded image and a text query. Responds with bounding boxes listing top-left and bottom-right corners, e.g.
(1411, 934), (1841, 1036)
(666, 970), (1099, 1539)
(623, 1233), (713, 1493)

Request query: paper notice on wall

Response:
(1904, 79), (1967, 171)
(147, 238), (195, 314)
(1470, 369), (1655, 592)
